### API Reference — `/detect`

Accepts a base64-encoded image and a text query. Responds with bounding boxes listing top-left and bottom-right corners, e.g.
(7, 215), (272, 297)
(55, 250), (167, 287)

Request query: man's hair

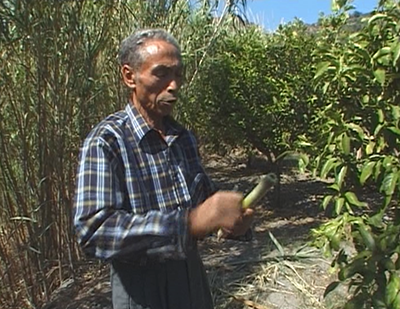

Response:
(118, 28), (181, 70)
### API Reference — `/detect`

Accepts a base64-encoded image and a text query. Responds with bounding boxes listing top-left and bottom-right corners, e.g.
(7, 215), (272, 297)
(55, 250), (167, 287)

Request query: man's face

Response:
(125, 39), (183, 123)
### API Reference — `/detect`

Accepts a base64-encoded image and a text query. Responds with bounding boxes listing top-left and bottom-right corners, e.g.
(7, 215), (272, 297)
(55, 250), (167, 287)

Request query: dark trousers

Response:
(110, 249), (214, 309)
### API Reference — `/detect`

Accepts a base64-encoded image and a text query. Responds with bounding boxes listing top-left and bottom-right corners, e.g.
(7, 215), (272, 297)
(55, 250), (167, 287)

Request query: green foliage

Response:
(183, 19), (319, 167)
(310, 0), (400, 307)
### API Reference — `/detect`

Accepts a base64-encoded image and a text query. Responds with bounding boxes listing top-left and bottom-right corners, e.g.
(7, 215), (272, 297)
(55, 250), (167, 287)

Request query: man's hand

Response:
(217, 207), (254, 239)
(188, 191), (254, 238)
(229, 207), (254, 236)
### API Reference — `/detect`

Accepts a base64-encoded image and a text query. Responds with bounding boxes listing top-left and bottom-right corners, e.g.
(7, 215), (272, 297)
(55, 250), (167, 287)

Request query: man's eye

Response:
(155, 70), (167, 78)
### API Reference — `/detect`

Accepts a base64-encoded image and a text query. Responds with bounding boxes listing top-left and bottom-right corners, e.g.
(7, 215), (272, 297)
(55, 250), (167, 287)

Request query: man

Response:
(73, 28), (254, 309)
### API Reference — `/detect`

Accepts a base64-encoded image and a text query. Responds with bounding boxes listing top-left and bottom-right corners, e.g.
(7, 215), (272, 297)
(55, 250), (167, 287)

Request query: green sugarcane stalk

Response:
(241, 173), (277, 209)
(217, 173), (277, 239)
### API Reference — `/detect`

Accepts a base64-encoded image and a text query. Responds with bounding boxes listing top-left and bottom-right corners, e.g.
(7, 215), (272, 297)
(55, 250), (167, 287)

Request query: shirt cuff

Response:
(146, 208), (191, 260)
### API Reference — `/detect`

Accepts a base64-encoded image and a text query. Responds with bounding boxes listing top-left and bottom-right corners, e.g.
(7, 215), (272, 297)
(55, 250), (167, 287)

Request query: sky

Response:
(244, 0), (379, 31)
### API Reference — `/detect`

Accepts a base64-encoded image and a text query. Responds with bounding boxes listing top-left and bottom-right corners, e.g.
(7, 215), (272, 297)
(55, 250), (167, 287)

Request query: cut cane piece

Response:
(241, 173), (277, 209)
(216, 173), (277, 240)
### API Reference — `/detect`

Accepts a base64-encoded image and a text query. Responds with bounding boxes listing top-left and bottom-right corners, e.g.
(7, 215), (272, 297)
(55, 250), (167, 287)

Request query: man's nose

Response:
(167, 77), (181, 93)
(167, 80), (177, 92)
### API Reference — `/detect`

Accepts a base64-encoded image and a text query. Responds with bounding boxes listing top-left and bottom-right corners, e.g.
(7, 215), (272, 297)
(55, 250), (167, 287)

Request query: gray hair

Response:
(118, 28), (181, 70)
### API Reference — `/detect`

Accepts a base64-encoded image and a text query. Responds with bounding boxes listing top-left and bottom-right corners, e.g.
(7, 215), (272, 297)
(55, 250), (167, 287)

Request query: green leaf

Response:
(322, 222), (340, 238)
(366, 141), (375, 155)
(368, 211), (384, 228)
(383, 156), (393, 169)
(374, 123), (384, 136)
(387, 126), (400, 136)
(381, 172), (399, 196)
(393, 292), (400, 309)
(341, 133), (350, 155)
(315, 61), (332, 80)
(329, 183), (340, 192)
(372, 46), (392, 67)
(383, 258), (396, 271)
(322, 195), (333, 210)
(268, 231), (285, 256)
(374, 68), (386, 85)
(385, 273), (400, 306)
(321, 157), (338, 179)
(322, 82), (330, 95)
(298, 154), (309, 173)
(368, 13), (388, 25)
(362, 95), (370, 104)
(392, 41), (400, 67)
(324, 281), (340, 298)
(383, 195), (392, 209)
(344, 191), (367, 207)
(392, 105), (400, 119)
(358, 224), (376, 251)
(331, 0), (339, 11)
(331, 0), (347, 12)
(335, 197), (345, 214)
(372, 46), (391, 60)
(377, 109), (385, 124)
(376, 137), (385, 153)
(347, 123), (365, 139)
(360, 161), (376, 185)
(337, 165), (347, 189)
(353, 43), (371, 61)
(374, 161), (383, 181)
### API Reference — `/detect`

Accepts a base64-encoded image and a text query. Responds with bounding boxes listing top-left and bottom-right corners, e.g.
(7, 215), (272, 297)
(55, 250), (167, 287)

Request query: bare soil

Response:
(42, 155), (346, 309)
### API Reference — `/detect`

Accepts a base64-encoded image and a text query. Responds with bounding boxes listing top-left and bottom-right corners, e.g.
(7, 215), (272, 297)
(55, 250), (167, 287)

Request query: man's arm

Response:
(73, 137), (189, 261)
(184, 131), (254, 239)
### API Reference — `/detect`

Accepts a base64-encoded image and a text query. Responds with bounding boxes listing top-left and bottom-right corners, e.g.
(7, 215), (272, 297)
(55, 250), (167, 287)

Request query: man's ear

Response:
(121, 65), (136, 89)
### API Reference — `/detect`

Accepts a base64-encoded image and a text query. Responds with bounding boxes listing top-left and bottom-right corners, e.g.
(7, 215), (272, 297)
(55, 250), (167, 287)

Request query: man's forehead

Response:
(141, 39), (181, 57)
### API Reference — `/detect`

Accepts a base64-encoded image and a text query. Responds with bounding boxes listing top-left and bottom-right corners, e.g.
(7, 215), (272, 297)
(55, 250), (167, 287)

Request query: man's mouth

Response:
(160, 99), (176, 105)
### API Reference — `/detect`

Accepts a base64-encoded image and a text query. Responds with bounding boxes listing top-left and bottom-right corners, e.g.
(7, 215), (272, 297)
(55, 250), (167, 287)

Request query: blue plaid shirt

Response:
(73, 104), (215, 261)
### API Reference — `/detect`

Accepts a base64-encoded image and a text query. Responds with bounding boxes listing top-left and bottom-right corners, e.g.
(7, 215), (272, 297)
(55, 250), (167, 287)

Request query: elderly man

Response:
(73, 28), (254, 309)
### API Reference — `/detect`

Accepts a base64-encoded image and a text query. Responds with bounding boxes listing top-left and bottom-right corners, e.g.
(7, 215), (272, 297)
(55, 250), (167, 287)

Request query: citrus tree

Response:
(310, 0), (400, 307)
(181, 19), (319, 205)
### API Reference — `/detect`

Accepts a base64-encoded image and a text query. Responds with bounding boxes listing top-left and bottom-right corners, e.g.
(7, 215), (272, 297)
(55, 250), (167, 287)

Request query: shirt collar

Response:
(125, 103), (185, 144)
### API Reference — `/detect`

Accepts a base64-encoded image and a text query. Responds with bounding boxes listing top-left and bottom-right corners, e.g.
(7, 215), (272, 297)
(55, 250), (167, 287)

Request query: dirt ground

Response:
(42, 154), (347, 309)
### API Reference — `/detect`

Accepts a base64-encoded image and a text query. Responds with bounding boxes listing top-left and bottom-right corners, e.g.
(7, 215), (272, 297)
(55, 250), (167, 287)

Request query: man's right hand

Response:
(188, 191), (250, 238)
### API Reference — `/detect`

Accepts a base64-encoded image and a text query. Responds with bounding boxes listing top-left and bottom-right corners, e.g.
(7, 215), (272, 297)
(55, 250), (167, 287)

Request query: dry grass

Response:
(196, 155), (342, 309)
(207, 244), (336, 309)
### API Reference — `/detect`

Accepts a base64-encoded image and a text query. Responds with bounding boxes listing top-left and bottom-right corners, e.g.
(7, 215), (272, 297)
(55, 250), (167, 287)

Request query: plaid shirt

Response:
(73, 103), (215, 261)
